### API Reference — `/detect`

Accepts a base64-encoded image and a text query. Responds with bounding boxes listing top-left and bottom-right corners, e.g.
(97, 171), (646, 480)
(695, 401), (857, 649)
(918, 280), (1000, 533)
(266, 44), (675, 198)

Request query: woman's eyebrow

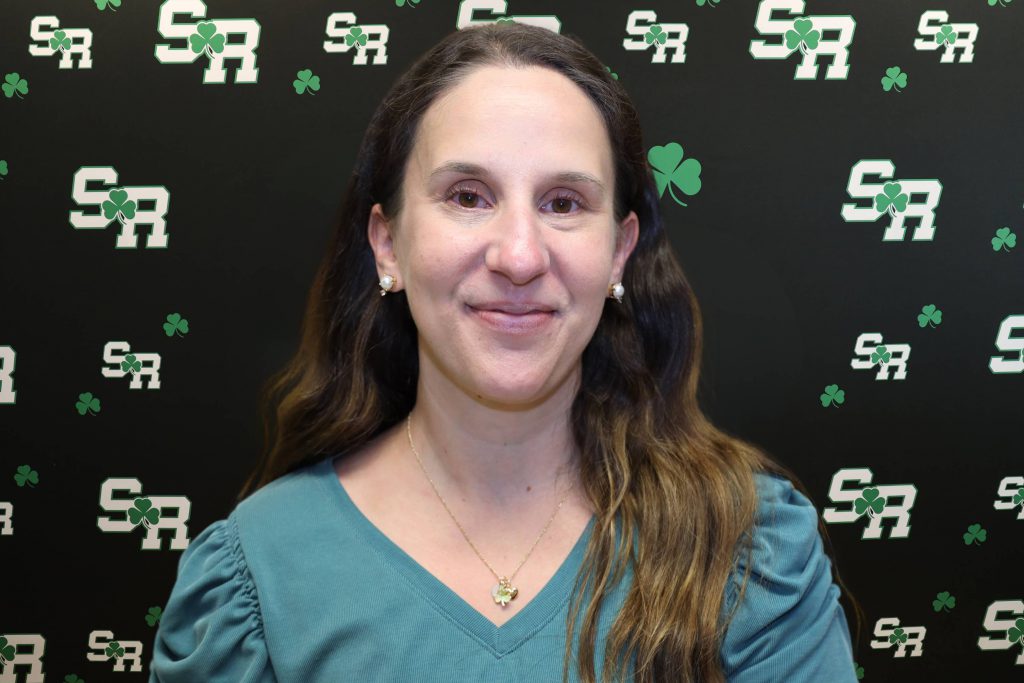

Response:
(428, 160), (606, 195)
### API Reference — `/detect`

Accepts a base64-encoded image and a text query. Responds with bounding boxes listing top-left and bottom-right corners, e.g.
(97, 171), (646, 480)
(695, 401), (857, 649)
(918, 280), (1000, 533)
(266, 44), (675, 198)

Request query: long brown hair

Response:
(238, 22), (863, 682)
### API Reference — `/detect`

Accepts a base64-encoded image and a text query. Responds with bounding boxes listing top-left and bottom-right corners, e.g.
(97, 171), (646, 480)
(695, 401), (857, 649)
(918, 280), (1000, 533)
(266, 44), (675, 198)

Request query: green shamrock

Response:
(49, 30), (72, 52)
(0, 636), (16, 662)
(1008, 618), (1024, 644)
(293, 69), (320, 95)
(963, 523), (986, 545)
(346, 27), (368, 47)
(874, 182), (909, 216)
(1013, 486), (1024, 508)
(854, 663), (864, 680)
(992, 226), (1016, 252)
(988, 0), (1013, 5)
(917, 304), (942, 328)
(121, 353), (142, 374)
(0, 159), (8, 179)
(854, 487), (886, 517)
(189, 21), (226, 58)
(75, 391), (102, 415)
(102, 189), (137, 223)
(145, 606), (163, 627)
(870, 345), (891, 365)
(696, 0), (721, 6)
(881, 66), (907, 93)
(934, 24), (958, 45)
(14, 464), (39, 488)
(96, 0), (121, 9)
(819, 384), (845, 407)
(105, 641), (125, 659)
(163, 312), (190, 337)
(648, 142), (701, 206)
(128, 497), (161, 528)
(604, 65), (618, 80)
(785, 18), (820, 55)
(64, 675), (85, 683)
(3, 73), (29, 99)
(395, 0), (421, 6)
(888, 627), (908, 645)
(644, 25), (667, 45)
(932, 590), (956, 612)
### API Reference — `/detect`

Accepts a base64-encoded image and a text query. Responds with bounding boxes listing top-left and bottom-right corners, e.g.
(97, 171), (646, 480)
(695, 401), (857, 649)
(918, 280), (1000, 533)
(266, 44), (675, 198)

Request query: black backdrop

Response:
(2, 0), (1023, 680)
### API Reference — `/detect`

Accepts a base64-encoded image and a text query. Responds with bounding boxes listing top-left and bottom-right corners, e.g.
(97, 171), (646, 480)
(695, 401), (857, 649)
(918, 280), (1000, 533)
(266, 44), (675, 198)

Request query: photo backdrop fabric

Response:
(1, 0), (1022, 680)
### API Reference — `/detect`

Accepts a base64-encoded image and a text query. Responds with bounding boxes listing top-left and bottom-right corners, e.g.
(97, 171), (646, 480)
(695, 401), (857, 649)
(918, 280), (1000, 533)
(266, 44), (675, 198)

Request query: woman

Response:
(150, 22), (862, 683)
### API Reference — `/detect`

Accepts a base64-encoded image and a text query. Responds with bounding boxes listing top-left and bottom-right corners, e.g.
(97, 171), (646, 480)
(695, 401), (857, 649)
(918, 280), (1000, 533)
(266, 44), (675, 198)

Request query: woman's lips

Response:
(466, 305), (555, 334)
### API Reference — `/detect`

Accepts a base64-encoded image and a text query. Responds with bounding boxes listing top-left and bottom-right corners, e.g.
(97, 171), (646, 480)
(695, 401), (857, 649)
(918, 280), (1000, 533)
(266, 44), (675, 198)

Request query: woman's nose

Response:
(484, 201), (552, 285)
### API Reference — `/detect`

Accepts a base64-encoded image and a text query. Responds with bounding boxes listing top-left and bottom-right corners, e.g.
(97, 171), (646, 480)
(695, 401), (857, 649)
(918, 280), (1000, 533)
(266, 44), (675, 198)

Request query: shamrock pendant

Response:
(491, 577), (519, 606)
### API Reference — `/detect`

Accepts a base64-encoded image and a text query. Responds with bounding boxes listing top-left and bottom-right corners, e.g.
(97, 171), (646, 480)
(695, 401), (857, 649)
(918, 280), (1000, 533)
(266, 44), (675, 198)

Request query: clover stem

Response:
(666, 184), (689, 207)
(798, 42), (807, 56)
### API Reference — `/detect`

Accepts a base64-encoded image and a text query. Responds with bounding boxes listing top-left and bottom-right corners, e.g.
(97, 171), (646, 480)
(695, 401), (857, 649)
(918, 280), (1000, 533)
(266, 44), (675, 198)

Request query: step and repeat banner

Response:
(1, 1), (1022, 680)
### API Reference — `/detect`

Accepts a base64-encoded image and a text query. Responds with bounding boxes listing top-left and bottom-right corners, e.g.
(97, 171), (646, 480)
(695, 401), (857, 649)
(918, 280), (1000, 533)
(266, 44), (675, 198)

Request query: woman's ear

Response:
(367, 203), (401, 288)
(612, 210), (640, 283)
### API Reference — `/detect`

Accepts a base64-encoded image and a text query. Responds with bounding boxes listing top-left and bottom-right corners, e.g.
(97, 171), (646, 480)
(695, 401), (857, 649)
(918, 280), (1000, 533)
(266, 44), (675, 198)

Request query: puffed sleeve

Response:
(149, 516), (276, 683)
(720, 474), (857, 683)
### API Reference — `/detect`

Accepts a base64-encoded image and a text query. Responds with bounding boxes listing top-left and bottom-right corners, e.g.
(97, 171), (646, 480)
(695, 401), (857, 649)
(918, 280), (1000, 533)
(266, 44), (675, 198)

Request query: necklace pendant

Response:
(491, 577), (518, 606)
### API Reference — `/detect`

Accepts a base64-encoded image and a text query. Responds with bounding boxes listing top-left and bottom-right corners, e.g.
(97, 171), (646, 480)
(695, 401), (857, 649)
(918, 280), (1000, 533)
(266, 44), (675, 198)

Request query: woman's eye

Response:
(444, 186), (585, 214)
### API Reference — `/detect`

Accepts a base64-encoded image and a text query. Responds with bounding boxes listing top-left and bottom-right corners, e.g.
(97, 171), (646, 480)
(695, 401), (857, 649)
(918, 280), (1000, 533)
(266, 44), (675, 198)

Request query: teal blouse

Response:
(149, 456), (857, 682)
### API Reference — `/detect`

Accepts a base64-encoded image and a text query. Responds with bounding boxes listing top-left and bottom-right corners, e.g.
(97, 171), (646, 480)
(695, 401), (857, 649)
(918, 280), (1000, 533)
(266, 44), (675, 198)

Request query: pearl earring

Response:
(609, 282), (624, 303)
(379, 274), (395, 297)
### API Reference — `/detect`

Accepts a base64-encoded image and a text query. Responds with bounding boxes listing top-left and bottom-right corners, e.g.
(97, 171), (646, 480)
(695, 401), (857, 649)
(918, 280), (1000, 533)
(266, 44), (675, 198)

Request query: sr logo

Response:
(456, 0), (561, 32)
(69, 167), (170, 249)
(97, 477), (191, 550)
(29, 16), (93, 69)
(622, 11), (688, 64)
(154, 0), (261, 84)
(841, 160), (942, 242)
(749, 0), (855, 80)
(913, 10), (978, 63)
(323, 13), (390, 65)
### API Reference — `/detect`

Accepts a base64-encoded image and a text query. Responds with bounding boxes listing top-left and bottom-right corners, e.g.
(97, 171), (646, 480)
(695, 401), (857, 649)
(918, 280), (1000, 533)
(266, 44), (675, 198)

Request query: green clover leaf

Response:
(874, 182), (909, 216)
(128, 497), (161, 528)
(189, 21), (226, 57)
(1008, 618), (1024, 644)
(935, 24), (958, 45)
(3, 73), (29, 99)
(1013, 487), (1024, 507)
(0, 636), (16, 662)
(163, 312), (190, 337)
(102, 188), (137, 222)
(14, 464), (39, 488)
(854, 663), (865, 680)
(395, 0), (421, 6)
(145, 605), (163, 627)
(696, 0), (721, 6)
(990, 0), (1014, 5)
(604, 65), (618, 80)
(648, 142), (702, 207)
(881, 66), (907, 93)
(820, 384), (845, 407)
(992, 226), (1017, 252)
(644, 25), (667, 45)
(121, 353), (142, 374)
(870, 345), (891, 365)
(785, 18), (820, 54)
(293, 69), (320, 95)
(50, 30), (72, 52)
(932, 590), (956, 612)
(889, 627), (908, 644)
(854, 487), (886, 517)
(96, 0), (122, 9)
(917, 304), (942, 328)
(0, 159), (8, 179)
(64, 675), (86, 683)
(105, 641), (125, 659)
(75, 391), (102, 415)
(963, 523), (986, 545)
(346, 27), (368, 47)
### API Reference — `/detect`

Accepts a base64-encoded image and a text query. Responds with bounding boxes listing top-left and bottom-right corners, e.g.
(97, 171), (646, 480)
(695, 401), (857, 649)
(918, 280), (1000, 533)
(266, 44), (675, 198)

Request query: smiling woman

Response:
(150, 21), (862, 683)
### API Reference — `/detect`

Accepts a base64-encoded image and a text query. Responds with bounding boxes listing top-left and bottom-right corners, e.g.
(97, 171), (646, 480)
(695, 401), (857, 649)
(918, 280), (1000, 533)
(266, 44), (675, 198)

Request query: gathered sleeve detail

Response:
(720, 474), (857, 683)
(149, 516), (276, 683)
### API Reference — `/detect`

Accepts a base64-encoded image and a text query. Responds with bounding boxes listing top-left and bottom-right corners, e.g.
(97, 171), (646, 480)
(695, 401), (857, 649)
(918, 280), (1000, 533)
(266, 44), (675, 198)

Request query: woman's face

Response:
(368, 64), (639, 408)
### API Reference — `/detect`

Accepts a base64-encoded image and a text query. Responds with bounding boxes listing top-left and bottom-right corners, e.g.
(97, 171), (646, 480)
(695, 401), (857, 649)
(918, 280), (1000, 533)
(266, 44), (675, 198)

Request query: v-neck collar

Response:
(317, 454), (597, 655)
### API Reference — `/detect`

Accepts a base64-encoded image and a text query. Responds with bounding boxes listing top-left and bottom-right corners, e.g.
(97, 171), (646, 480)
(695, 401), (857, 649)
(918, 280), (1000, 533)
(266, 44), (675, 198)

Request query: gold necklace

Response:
(405, 412), (575, 607)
